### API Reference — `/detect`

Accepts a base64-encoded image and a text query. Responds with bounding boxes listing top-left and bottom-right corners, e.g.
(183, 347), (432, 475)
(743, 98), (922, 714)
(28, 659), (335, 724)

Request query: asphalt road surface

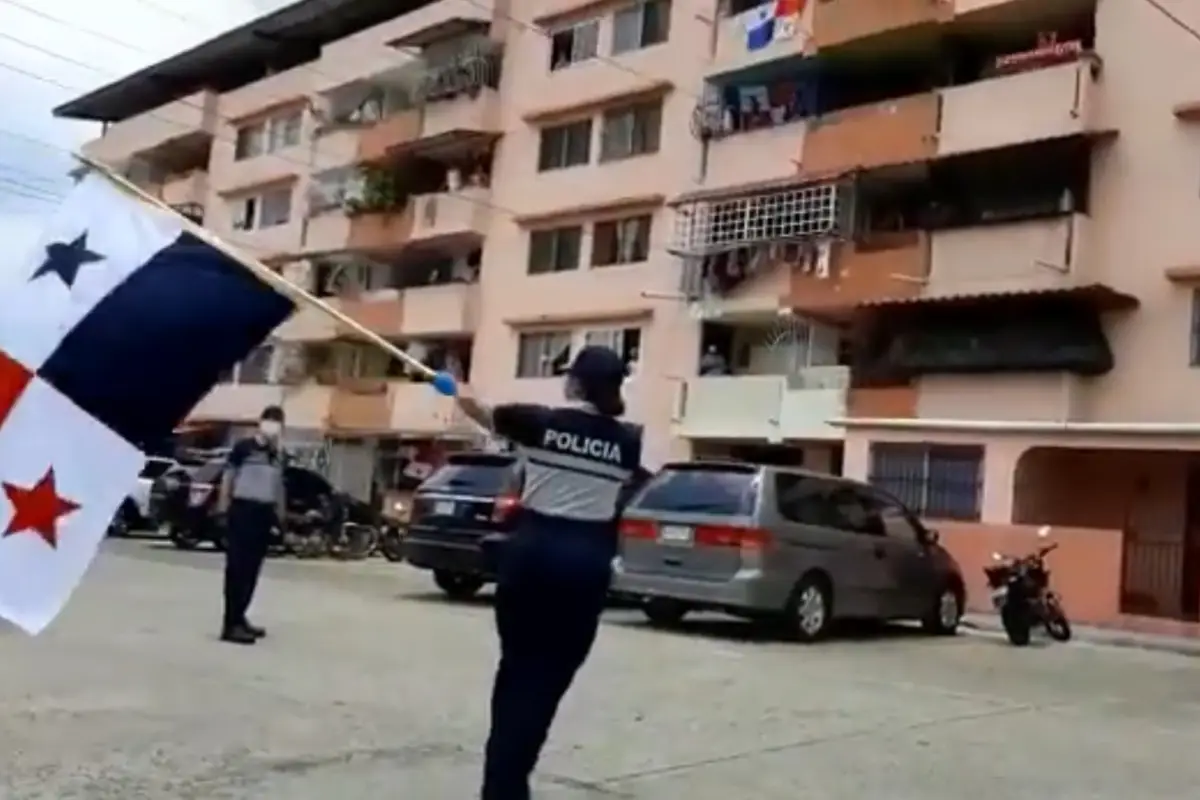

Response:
(3, 539), (1199, 799)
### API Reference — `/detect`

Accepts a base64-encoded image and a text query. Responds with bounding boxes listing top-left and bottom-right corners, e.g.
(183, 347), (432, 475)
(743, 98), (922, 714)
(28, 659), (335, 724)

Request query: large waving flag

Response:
(0, 170), (295, 634)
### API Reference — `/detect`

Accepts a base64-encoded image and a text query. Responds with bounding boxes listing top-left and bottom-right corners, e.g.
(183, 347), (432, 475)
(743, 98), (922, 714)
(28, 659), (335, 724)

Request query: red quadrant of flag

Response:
(0, 349), (32, 429)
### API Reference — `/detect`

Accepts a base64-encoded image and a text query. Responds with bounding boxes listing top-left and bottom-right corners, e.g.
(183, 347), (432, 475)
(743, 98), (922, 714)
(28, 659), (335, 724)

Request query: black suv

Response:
(403, 452), (522, 599)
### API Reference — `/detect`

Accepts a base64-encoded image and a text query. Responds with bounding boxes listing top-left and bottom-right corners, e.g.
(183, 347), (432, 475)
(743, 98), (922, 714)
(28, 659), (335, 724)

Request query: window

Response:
(868, 444), (983, 521)
(632, 465), (759, 515)
(612, 0), (671, 54)
(259, 187), (292, 227)
(231, 187), (292, 230)
(538, 120), (593, 171)
(774, 473), (833, 526)
(549, 19), (599, 70)
(584, 326), (640, 365)
(600, 101), (662, 162)
(1190, 289), (1200, 366)
(268, 112), (302, 151)
(234, 109), (303, 160)
(528, 226), (583, 274)
(516, 331), (574, 378)
(592, 214), (652, 266)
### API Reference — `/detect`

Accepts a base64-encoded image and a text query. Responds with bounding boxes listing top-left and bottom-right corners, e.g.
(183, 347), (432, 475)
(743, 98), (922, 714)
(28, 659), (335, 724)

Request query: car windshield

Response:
(632, 467), (758, 516)
(421, 459), (516, 496)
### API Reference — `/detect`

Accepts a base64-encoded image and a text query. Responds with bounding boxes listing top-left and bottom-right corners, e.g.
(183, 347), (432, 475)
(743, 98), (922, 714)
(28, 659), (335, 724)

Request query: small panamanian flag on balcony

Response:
(745, 0), (804, 51)
(0, 170), (295, 634)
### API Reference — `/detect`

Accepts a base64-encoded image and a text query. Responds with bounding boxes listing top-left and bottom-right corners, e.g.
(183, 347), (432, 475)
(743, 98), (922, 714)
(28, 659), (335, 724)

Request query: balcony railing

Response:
(83, 90), (218, 164)
(674, 367), (848, 441)
(410, 187), (491, 241)
(937, 61), (1096, 157)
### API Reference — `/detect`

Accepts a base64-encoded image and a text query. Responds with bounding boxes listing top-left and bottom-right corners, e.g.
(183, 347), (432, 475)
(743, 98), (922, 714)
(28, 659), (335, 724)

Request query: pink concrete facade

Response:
(67, 0), (1200, 626)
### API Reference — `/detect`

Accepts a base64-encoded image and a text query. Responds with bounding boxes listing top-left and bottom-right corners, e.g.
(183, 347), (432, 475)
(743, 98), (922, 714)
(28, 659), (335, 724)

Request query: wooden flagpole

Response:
(74, 154), (439, 380)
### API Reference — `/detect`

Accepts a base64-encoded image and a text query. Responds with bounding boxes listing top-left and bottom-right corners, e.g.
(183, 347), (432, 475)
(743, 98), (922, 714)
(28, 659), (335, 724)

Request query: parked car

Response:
(612, 461), (965, 641)
(107, 456), (179, 536)
(402, 451), (523, 599)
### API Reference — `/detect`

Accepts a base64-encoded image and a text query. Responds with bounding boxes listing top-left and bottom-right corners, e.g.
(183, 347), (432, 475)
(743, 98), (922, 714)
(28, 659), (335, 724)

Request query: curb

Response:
(960, 613), (1200, 658)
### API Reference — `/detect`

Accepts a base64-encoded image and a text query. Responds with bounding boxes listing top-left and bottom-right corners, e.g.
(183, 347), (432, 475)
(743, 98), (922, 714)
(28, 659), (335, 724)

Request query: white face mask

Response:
(259, 420), (282, 440)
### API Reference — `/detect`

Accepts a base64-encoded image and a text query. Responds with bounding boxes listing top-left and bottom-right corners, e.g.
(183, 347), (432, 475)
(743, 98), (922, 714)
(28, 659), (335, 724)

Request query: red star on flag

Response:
(2, 468), (79, 549)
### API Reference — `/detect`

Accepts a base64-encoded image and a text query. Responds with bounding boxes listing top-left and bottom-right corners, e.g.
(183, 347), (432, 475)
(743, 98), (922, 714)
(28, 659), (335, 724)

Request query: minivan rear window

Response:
(421, 461), (516, 496)
(631, 466), (758, 516)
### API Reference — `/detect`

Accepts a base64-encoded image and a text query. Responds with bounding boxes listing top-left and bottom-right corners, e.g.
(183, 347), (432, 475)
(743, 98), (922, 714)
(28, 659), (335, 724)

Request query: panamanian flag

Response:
(0, 172), (294, 634)
(745, 0), (804, 52)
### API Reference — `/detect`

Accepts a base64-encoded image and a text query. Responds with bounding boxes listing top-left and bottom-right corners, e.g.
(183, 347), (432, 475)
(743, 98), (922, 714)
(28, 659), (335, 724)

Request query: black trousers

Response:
(222, 501), (274, 630)
(481, 533), (610, 800)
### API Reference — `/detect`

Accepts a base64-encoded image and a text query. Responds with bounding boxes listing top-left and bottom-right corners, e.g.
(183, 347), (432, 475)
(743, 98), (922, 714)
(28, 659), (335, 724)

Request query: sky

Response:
(0, 0), (289, 257)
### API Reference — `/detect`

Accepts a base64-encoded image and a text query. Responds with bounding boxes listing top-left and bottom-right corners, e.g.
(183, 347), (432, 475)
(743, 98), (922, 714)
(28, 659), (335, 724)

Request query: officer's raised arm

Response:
(429, 373), (547, 447)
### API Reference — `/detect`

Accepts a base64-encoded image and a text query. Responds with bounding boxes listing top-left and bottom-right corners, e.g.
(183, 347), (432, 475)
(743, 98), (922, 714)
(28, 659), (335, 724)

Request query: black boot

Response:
(220, 624), (257, 645)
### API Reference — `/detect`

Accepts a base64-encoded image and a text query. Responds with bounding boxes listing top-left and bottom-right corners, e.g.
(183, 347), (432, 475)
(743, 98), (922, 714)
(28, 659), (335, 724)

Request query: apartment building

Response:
(54, 0), (1200, 630)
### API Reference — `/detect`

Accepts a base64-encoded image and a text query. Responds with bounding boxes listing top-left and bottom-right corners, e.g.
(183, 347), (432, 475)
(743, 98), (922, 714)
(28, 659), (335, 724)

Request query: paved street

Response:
(3, 539), (1200, 799)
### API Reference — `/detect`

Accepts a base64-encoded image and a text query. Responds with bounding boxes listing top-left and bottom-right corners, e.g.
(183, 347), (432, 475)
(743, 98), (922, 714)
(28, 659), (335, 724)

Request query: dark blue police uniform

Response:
(480, 400), (643, 800)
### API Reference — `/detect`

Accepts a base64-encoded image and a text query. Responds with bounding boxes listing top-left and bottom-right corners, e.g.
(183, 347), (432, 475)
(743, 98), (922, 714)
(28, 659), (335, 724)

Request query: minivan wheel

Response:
(922, 585), (962, 636)
(433, 570), (484, 600)
(643, 598), (688, 628)
(786, 575), (832, 642)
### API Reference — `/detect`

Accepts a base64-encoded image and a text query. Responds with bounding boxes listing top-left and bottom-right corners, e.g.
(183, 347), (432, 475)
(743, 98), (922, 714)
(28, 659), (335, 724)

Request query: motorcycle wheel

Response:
(1044, 605), (1072, 642)
(379, 531), (406, 563)
(1001, 604), (1032, 647)
(169, 524), (201, 551)
(336, 525), (378, 561)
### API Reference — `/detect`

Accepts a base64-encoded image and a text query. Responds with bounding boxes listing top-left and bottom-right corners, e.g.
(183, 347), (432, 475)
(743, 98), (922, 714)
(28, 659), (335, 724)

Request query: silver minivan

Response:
(612, 461), (965, 641)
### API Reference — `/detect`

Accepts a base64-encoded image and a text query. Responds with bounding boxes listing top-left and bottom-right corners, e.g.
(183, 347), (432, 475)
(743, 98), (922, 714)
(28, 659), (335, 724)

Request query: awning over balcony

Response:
(856, 283), (1139, 312)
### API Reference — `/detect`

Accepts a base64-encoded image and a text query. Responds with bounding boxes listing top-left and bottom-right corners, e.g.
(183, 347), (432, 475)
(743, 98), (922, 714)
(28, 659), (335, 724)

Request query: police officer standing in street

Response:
(216, 405), (287, 645)
(432, 345), (650, 800)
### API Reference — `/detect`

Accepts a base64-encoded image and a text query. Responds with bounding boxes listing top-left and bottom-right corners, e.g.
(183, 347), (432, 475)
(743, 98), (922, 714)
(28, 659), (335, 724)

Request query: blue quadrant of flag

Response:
(39, 231), (294, 448)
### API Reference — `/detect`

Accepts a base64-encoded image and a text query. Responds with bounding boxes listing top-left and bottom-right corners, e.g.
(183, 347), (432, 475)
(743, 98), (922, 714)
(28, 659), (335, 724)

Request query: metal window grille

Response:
(671, 183), (840, 255)
(867, 444), (983, 521)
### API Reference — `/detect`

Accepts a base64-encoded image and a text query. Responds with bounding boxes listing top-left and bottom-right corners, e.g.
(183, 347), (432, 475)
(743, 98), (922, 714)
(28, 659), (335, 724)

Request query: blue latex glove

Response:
(431, 371), (458, 397)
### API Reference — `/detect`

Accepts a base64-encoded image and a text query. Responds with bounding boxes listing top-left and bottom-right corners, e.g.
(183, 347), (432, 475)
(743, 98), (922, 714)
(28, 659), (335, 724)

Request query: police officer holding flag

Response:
(432, 345), (650, 800)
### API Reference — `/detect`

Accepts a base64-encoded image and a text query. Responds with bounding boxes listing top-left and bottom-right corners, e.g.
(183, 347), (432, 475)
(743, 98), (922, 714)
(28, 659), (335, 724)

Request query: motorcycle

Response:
(378, 500), (408, 563)
(984, 526), (1072, 646)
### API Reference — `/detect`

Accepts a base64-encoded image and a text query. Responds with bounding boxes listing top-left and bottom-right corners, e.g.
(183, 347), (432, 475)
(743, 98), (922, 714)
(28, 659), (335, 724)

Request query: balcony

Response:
(275, 305), (339, 343)
(282, 384), (334, 430)
(937, 62), (1096, 157)
(389, 381), (470, 435)
(160, 170), (207, 208)
(189, 383), (284, 423)
(801, 93), (938, 175)
(927, 215), (1086, 296)
(811, 0), (950, 49)
(711, 3), (815, 77)
(304, 211), (352, 253)
(410, 188), (491, 243)
(328, 380), (392, 432)
(357, 111), (423, 163)
(703, 122), (808, 191)
(421, 89), (501, 140)
(337, 291), (405, 339)
(674, 368), (849, 441)
(347, 207), (414, 250)
(789, 231), (929, 313)
(398, 282), (480, 337)
(83, 90), (218, 164)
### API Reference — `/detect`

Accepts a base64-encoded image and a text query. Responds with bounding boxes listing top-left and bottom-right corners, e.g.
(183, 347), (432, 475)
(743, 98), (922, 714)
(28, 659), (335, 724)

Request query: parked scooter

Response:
(376, 499), (408, 562)
(984, 526), (1072, 646)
